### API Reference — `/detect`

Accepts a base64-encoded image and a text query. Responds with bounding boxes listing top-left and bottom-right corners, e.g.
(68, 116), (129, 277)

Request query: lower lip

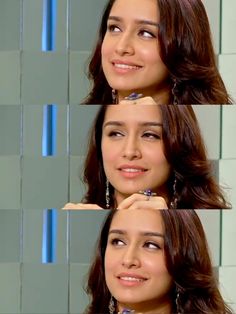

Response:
(112, 64), (141, 74)
(118, 278), (146, 287)
(119, 170), (146, 179)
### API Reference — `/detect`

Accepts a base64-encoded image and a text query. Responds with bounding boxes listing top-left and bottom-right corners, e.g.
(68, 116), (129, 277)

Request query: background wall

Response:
(0, 0), (236, 313)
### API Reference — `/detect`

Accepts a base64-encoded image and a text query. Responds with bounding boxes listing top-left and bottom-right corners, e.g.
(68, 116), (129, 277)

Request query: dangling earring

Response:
(106, 178), (110, 209)
(175, 287), (182, 314)
(112, 89), (118, 104)
(109, 296), (116, 314)
(170, 175), (178, 209)
(171, 79), (178, 105)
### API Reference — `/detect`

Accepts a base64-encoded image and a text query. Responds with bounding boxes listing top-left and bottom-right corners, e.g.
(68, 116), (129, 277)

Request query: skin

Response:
(62, 105), (170, 210)
(102, 105), (170, 208)
(105, 209), (173, 314)
(101, 0), (170, 103)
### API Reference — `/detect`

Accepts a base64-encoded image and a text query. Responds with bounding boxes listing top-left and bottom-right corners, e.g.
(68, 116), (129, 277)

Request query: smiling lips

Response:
(112, 60), (142, 72)
(121, 168), (145, 173)
(119, 276), (145, 282)
(119, 165), (147, 172)
(118, 166), (147, 178)
(117, 273), (147, 286)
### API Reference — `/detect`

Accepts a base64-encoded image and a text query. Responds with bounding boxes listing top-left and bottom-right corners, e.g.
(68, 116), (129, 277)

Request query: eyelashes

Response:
(109, 238), (161, 250)
(107, 24), (156, 39)
(142, 132), (161, 140)
(107, 131), (161, 140)
(110, 238), (125, 246)
(108, 131), (123, 137)
(144, 241), (161, 250)
(107, 24), (121, 33)
(138, 30), (156, 38)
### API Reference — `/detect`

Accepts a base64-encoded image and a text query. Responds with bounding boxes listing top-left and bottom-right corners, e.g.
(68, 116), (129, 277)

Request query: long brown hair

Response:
(82, 105), (230, 209)
(85, 210), (232, 314)
(83, 0), (232, 104)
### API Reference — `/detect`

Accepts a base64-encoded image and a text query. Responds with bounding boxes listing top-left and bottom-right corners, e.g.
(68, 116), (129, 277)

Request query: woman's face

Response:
(105, 209), (173, 313)
(101, 0), (169, 102)
(101, 105), (171, 205)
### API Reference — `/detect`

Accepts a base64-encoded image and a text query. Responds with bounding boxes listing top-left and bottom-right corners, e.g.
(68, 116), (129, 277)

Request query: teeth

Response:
(120, 276), (144, 282)
(122, 168), (144, 173)
(114, 63), (140, 70)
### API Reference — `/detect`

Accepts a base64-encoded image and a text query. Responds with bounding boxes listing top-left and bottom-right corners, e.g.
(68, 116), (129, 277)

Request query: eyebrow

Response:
(103, 121), (163, 128)
(108, 16), (159, 28)
(109, 229), (164, 238)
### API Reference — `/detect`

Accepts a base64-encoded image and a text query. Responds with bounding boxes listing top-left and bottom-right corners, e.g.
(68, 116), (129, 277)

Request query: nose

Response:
(122, 136), (142, 160)
(122, 245), (140, 269)
(115, 32), (135, 56)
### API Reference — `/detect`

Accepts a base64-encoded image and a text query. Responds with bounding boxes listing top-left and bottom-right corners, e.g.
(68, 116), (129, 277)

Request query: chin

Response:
(118, 188), (141, 196)
(109, 81), (140, 92)
(115, 295), (143, 306)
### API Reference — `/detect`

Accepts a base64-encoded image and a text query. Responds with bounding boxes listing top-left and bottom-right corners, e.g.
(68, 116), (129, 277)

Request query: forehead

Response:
(110, 209), (164, 235)
(110, 0), (160, 21)
(104, 105), (162, 125)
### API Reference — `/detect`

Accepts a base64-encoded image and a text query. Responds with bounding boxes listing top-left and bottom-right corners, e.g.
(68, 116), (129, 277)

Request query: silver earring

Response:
(109, 296), (115, 314)
(170, 175), (178, 209)
(175, 287), (182, 314)
(112, 89), (118, 104)
(172, 79), (178, 105)
(106, 179), (110, 209)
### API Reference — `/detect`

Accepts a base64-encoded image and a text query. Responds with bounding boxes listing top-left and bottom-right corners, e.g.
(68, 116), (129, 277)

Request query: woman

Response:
(63, 104), (230, 209)
(85, 209), (233, 314)
(83, 0), (232, 104)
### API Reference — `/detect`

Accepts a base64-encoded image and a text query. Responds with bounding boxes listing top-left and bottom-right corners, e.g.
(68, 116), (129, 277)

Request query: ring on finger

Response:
(124, 92), (143, 101)
(138, 189), (157, 201)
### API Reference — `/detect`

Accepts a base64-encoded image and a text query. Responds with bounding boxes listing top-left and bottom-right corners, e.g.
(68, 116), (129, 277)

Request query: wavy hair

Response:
(83, 0), (232, 104)
(82, 105), (230, 209)
(85, 210), (232, 314)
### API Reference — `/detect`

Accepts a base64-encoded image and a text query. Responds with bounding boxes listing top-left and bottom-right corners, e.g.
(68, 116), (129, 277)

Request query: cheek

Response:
(141, 47), (168, 77)
(101, 37), (112, 61)
(101, 138), (109, 159)
(146, 148), (168, 166)
(144, 258), (171, 282)
(105, 249), (117, 278)
(140, 45), (162, 63)
(102, 140), (118, 164)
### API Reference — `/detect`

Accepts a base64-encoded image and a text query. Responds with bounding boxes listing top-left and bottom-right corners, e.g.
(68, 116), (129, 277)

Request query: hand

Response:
(62, 203), (103, 210)
(119, 96), (157, 105)
(117, 193), (168, 210)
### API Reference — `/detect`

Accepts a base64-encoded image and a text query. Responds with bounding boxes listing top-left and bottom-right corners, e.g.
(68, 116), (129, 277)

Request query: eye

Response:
(108, 130), (124, 137)
(111, 238), (125, 246)
(139, 29), (156, 38)
(144, 241), (161, 250)
(142, 132), (161, 140)
(107, 24), (121, 33)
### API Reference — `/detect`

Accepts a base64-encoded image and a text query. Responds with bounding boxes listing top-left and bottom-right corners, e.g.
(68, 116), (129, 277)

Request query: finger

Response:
(118, 195), (168, 210)
(118, 193), (150, 209)
(119, 97), (157, 105)
(135, 97), (157, 105)
(62, 203), (102, 210)
(126, 199), (168, 210)
(61, 203), (79, 210)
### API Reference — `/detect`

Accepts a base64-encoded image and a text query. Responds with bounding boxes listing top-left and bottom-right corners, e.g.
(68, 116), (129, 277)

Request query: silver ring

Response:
(124, 92), (143, 101)
(138, 189), (157, 200)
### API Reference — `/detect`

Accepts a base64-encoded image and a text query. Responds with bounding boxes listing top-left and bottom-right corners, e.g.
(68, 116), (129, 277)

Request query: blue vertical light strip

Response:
(42, 209), (58, 263)
(42, 104), (57, 156)
(42, 0), (57, 51)
(41, 0), (58, 264)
